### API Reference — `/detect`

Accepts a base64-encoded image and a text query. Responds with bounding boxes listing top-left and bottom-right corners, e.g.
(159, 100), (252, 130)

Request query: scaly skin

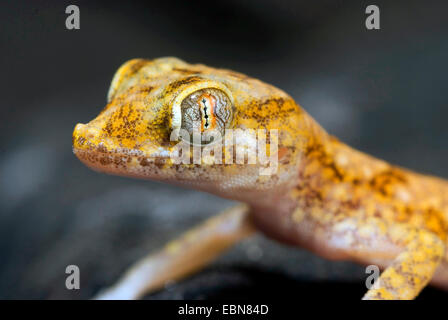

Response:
(73, 57), (448, 299)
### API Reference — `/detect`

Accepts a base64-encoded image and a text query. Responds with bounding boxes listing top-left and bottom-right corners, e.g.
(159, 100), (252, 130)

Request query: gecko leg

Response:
(362, 226), (445, 300)
(327, 217), (445, 300)
(94, 204), (256, 300)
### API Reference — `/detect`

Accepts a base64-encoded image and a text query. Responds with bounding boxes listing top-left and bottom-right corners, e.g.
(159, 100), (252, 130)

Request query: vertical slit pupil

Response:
(202, 98), (209, 128)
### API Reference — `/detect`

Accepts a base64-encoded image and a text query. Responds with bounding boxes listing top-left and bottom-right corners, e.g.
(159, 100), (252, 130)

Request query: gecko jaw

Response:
(73, 122), (174, 179)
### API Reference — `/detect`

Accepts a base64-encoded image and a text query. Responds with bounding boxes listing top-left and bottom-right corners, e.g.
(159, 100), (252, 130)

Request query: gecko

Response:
(72, 57), (448, 300)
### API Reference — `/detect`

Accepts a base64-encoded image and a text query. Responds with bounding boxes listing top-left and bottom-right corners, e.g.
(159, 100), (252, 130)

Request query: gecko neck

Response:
(290, 123), (448, 239)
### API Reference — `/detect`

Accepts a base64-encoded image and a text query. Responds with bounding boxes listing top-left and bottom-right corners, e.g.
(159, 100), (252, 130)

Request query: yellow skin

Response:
(73, 57), (448, 300)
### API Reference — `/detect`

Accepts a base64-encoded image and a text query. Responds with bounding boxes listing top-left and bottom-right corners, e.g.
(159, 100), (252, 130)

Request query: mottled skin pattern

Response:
(73, 57), (448, 300)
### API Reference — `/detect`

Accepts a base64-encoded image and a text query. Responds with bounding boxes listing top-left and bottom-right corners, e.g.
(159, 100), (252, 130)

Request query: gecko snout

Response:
(74, 123), (100, 139)
(72, 123), (102, 152)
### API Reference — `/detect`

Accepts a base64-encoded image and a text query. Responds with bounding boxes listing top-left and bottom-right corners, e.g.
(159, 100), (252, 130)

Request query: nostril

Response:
(86, 128), (97, 139)
(74, 123), (99, 139)
(74, 123), (87, 134)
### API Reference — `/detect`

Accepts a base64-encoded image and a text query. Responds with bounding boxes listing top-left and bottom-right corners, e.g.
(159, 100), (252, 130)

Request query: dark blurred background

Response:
(1, 0), (447, 299)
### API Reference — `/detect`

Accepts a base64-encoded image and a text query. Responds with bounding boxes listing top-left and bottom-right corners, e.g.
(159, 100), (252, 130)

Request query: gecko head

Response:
(73, 57), (311, 201)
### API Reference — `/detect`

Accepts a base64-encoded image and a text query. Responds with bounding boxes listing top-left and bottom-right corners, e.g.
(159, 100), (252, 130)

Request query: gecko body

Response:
(73, 57), (448, 299)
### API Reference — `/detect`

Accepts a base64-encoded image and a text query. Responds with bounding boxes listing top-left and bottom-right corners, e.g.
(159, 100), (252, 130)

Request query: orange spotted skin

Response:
(73, 57), (448, 299)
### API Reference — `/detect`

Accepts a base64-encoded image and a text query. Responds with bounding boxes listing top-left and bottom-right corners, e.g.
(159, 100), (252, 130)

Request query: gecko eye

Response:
(179, 88), (233, 144)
